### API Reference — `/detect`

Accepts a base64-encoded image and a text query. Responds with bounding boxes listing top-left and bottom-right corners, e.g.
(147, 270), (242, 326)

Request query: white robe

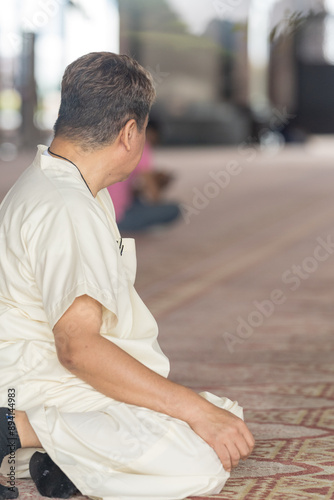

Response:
(0, 146), (243, 500)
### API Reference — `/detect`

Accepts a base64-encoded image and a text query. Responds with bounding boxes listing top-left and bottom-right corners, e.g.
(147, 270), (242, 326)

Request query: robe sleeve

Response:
(23, 194), (122, 329)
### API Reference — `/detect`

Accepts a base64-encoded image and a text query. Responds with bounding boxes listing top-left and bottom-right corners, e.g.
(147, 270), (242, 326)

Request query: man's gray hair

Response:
(53, 52), (156, 151)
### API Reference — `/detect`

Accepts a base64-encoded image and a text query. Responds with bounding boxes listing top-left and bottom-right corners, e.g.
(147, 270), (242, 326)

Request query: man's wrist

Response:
(164, 385), (212, 427)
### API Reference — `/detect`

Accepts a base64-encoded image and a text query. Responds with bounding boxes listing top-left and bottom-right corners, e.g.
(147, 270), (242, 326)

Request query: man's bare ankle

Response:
(14, 411), (42, 448)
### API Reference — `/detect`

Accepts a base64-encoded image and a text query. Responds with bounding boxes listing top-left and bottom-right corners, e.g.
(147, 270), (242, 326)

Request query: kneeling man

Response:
(0, 52), (254, 500)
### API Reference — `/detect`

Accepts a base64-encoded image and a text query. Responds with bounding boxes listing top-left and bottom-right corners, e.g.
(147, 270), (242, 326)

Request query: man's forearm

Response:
(65, 335), (209, 426)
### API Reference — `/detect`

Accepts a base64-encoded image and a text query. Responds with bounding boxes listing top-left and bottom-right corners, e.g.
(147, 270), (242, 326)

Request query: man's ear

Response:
(120, 119), (136, 152)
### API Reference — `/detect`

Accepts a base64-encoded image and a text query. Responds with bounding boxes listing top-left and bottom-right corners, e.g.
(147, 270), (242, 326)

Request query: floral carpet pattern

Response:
(1, 143), (334, 499)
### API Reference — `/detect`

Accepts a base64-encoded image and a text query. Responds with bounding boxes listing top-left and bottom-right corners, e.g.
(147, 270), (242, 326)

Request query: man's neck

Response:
(48, 137), (114, 197)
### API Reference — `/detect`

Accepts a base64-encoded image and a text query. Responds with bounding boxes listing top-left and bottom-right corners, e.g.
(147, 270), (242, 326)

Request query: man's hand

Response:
(188, 405), (255, 472)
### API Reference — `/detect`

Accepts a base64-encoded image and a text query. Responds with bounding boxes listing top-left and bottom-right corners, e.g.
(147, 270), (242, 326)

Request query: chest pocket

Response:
(119, 238), (137, 285)
(96, 190), (137, 285)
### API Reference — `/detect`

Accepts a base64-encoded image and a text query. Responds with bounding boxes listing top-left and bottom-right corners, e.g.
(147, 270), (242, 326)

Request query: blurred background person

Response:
(107, 119), (181, 232)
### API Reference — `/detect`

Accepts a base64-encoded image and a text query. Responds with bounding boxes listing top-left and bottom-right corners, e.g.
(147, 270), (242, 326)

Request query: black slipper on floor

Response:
(0, 486), (18, 500)
(29, 451), (80, 498)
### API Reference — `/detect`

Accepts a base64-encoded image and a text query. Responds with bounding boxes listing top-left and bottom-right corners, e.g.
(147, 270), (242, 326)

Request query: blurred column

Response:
(119, 1), (142, 61)
(19, 33), (39, 147)
(0, 0), (22, 150)
(248, 0), (279, 117)
(269, 31), (296, 113)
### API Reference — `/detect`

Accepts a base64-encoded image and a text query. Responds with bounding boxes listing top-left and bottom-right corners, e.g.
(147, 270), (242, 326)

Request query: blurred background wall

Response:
(1, 0), (334, 159)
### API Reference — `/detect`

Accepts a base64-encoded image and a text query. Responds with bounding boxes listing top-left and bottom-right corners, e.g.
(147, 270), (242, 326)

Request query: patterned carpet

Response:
(1, 141), (334, 499)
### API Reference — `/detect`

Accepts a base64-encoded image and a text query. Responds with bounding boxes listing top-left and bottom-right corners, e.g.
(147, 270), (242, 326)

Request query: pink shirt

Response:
(107, 142), (152, 221)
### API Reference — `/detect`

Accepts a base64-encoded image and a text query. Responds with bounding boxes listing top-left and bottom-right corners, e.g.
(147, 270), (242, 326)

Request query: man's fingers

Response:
(216, 439), (243, 472)
(234, 436), (251, 460)
(216, 445), (232, 472)
(225, 424), (255, 467)
(242, 428), (256, 456)
(226, 441), (241, 469)
(233, 421), (255, 459)
(236, 427), (255, 459)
